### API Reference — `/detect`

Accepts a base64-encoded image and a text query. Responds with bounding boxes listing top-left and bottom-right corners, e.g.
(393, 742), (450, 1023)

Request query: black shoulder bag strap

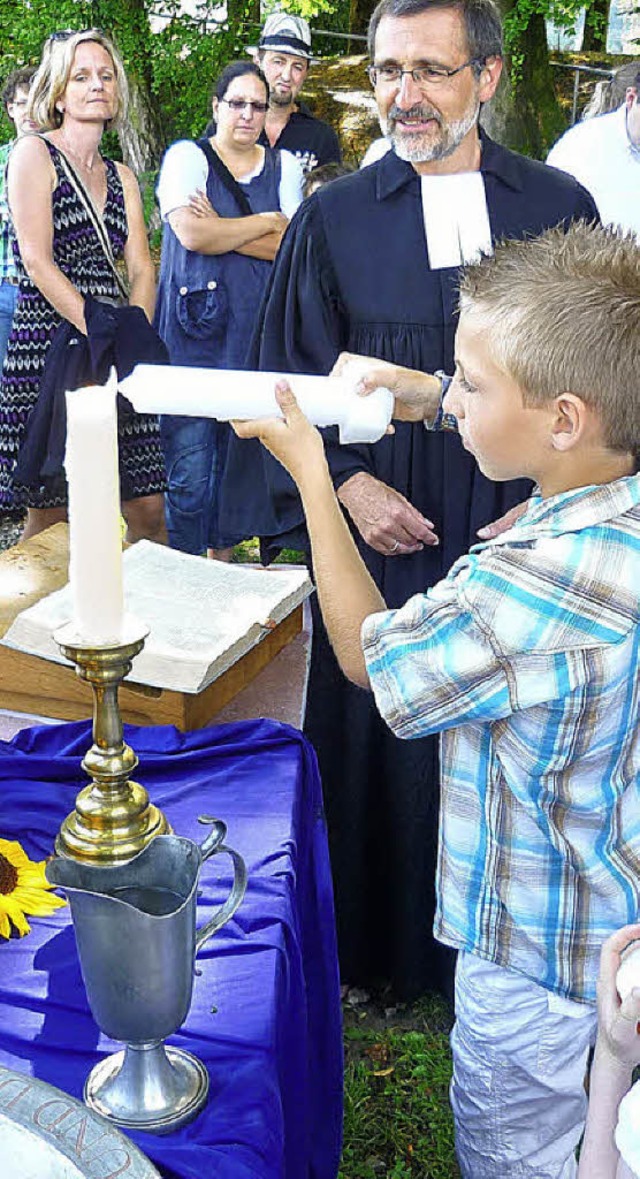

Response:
(195, 138), (253, 217)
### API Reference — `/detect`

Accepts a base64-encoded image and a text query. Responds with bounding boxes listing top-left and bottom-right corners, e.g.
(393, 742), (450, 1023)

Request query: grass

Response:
(340, 994), (459, 1179)
(230, 537), (305, 565)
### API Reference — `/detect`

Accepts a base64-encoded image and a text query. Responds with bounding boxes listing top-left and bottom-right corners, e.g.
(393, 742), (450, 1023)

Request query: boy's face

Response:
(6, 86), (35, 137)
(444, 312), (552, 484)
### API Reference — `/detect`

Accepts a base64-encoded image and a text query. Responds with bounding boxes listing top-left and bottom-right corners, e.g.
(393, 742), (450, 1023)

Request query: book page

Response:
(2, 542), (313, 694)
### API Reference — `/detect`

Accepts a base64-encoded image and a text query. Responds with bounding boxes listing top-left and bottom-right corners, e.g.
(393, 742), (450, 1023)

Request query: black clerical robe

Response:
(221, 134), (599, 1001)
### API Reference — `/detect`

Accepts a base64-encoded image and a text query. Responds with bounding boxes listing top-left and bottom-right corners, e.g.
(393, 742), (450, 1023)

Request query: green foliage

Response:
(502, 0), (585, 79)
(0, 0), (273, 155)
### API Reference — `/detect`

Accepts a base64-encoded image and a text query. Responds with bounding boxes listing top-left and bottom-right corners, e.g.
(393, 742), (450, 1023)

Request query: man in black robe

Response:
(222, 0), (598, 1002)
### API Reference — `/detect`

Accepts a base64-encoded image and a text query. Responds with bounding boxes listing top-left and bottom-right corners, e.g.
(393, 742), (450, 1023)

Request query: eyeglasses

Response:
(220, 98), (269, 114)
(367, 58), (484, 87)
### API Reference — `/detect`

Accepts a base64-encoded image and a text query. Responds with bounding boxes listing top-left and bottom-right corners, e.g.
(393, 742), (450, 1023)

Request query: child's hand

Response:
(232, 380), (326, 487)
(596, 924), (640, 1068)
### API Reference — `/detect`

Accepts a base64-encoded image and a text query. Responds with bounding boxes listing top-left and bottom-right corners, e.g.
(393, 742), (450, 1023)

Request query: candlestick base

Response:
(53, 619), (170, 865)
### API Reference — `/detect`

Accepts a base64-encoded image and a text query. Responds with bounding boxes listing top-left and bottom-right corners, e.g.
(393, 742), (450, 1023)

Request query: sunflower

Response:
(0, 838), (67, 939)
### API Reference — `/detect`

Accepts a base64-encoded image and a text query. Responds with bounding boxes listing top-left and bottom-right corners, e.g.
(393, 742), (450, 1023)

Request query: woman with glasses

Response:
(0, 28), (167, 543)
(154, 60), (303, 559)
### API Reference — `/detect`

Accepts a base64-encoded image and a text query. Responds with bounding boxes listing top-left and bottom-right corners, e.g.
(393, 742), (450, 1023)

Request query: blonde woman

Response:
(1, 28), (166, 542)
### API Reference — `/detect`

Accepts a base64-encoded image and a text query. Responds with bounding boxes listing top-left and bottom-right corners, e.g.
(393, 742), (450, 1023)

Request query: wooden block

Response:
(0, 526), (303, 730)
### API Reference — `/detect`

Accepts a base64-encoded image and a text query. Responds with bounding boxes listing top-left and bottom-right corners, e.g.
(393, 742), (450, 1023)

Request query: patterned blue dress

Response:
(0, 139), (166, 510)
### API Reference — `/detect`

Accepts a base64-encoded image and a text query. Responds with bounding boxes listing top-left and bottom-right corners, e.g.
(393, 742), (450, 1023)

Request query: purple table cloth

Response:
(0, 717), (342, 1179)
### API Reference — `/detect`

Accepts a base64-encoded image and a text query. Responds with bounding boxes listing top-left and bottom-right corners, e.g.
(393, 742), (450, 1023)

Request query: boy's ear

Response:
(549, 394), (586, 452)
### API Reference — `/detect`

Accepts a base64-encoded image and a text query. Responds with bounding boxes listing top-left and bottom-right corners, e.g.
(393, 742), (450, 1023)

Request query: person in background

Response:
(0, 29), (166, 543)
(154, 60), (303, 559)
(0, 67), (36, 370)
(302, 160), (354, 198)
(250, 12), (342, 174)
(578, 925), (640, 1179)
(581, 60), (640, 121)
(547, 60), (640, 236)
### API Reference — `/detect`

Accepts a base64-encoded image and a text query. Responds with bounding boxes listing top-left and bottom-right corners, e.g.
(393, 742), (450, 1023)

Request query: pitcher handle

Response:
(194, 814), (248, 954)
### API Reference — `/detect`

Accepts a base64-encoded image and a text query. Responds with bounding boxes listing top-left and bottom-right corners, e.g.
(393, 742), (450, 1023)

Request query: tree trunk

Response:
(483, 0), (565, 157)
(582, 0), (609, 51)
(349, 0), (376, 52)
(118, 73), (165, 175)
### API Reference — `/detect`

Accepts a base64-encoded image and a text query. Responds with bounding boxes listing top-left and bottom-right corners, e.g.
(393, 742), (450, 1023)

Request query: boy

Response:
(0, 66), (35, 369)
(234, 221), (640, 1178)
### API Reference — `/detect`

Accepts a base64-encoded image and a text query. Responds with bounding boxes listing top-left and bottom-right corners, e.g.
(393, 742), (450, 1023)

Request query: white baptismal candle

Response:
(119, 366), (394, 445)
(64, 379), (123, 645)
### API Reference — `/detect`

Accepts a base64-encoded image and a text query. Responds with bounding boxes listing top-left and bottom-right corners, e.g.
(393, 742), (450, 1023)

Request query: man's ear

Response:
(626, 86), (638, 111)
(477, 56), (502, 103)
(550, 394), (586, 452)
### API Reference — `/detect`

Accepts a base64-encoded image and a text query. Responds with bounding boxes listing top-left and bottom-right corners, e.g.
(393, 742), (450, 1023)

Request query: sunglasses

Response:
(47, 28), (104, 44)
(219, 98), (269, 114)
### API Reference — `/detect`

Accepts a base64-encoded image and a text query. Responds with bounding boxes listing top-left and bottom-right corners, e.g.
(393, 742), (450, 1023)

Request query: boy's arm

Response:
(578, 924), (640, 1179)
(233, 382), (386, 688)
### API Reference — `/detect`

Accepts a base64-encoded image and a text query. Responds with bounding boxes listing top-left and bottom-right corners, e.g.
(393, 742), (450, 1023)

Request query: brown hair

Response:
(458, 222), (640, 455)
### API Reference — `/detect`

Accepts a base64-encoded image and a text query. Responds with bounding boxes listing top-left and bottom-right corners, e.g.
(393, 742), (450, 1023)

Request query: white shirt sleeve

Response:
(360, 137), (391, 168)
(278, 150), (304, 219)
(156, 141), (209, 221)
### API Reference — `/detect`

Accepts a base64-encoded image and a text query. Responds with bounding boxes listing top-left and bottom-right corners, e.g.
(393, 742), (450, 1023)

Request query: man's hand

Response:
(331, 351), (443, 424)
(232, 380), (327, 489)
(477, 500), (529, 540)
(596, 924), (640, 1069)
(338, 471), (438, 555)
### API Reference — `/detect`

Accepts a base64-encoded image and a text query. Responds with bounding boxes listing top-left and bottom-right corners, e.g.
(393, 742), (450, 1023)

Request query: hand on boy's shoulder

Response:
(477, 500), (529, 540)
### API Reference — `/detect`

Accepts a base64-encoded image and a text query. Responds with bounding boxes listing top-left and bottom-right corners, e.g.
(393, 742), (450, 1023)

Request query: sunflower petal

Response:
(1, 895), (31, 936)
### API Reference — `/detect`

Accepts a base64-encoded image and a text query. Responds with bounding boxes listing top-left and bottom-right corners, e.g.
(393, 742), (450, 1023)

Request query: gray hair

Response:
(581, 59), (640, 119)
(367, 0), (503, 62)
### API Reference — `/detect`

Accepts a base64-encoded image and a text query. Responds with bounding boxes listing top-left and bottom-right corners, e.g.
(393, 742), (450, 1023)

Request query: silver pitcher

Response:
(46, 816), (247, 1135)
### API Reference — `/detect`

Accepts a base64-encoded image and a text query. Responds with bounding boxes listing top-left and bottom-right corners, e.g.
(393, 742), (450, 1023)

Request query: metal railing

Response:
(549, 61), (613, 123)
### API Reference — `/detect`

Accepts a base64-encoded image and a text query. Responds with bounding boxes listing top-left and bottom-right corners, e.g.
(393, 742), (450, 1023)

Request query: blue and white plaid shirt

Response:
(362, 473), (640, 1003)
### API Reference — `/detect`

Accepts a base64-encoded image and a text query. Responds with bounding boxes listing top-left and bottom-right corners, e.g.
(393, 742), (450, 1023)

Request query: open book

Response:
(2, 541), (313, 694)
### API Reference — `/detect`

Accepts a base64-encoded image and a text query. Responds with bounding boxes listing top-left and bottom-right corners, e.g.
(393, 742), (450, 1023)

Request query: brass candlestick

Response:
(53, 618), (170, 864)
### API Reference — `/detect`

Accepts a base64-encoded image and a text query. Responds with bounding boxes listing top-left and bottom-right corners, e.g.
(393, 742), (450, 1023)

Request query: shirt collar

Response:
(482, 472), (640, 549)
(375, 128), (524, 201)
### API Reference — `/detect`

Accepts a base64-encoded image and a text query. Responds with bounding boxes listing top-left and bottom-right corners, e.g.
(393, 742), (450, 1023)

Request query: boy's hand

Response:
(596, 924), (640, 1068)
(331, 351), (442, 424)
(232, 380), (326, 487)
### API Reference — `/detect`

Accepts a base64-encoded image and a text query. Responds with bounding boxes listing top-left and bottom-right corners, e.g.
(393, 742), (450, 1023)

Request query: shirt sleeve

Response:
(361, 544), (595, 740)
(278, 150), (304, 218)
(156, 141), (208, 221)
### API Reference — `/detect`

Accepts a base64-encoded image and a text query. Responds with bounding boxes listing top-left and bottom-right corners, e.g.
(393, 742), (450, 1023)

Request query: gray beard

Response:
(383, 100), (480, 164)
